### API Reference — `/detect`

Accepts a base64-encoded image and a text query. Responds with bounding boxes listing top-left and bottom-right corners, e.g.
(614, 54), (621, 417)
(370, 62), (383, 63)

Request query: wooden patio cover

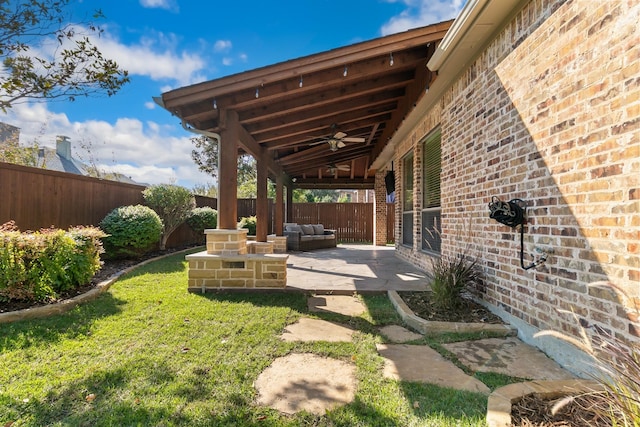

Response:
(158, 20), (451, 237)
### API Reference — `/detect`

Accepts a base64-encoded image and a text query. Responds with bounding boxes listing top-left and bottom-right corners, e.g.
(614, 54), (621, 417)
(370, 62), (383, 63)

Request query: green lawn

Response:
(0, 251), (500, 426)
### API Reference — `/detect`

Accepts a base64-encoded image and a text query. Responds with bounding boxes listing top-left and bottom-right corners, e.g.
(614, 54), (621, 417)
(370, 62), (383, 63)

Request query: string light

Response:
(343, 65), (348, 77)
(255, 87), (259, 98)
(213, 99), (217, 109)
(389, 52), (394, 66)
(299, 76), (303, 88)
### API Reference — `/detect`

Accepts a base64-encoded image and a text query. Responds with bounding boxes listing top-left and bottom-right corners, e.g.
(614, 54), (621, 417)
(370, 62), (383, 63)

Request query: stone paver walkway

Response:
(254, 284), (577, 416)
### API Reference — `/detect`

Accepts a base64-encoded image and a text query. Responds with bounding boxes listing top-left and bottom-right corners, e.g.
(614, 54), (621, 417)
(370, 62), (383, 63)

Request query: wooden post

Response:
(256, 157), (268, 242)
(275, 173), (284, 235)
(286, 182), (293, 223)
(218, 110), (238, 229)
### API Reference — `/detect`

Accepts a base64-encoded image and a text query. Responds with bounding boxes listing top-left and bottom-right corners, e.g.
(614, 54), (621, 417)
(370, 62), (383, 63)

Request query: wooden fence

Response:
(1, 162), (389, 246)
(290, 203), (373, 243)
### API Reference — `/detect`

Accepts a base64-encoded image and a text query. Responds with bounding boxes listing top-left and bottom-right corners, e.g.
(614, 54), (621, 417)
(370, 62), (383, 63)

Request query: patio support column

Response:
(286, 183), (293, 223)
(218, 109), (238, 230)
(374, 170), (388, 246)
(256, 156), (268, 242)
(275, 173), (284, 235)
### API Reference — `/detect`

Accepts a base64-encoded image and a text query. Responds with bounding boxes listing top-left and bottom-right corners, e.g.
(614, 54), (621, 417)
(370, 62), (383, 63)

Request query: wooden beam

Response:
(162, 23), (450, 106)
(218, 109), (239, 229)
(275, 173), (284, 235)
(256, 156), (268, 242)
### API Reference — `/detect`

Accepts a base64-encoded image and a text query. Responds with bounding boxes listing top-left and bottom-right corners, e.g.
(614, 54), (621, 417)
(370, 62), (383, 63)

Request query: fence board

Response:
(290, 203), (373, 243)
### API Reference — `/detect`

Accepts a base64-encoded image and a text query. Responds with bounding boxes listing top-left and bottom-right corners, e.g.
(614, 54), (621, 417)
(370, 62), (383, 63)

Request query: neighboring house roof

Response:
(36, 146), (86, 175)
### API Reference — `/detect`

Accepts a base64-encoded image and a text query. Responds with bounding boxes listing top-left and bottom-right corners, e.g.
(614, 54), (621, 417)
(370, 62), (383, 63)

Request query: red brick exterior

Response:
(393, 0), (639, 351)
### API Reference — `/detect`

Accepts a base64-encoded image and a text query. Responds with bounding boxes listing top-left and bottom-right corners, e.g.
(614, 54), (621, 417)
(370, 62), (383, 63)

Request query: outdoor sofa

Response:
(283, 223), (336, 251)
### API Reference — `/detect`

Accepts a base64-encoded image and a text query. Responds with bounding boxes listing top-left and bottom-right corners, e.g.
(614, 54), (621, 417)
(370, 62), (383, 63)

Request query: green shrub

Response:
(238, 216), (257, 236)
(142, 184), (195, 250)
(428, 252), (479, 310)
(99, 205), (163, 259)
(0, 222), (105, 302)
(185, 207), (218, 236)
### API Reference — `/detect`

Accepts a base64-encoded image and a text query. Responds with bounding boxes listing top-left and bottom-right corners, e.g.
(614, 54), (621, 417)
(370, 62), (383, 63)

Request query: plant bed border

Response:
(387, 290), (517, 336)
(0, 247), (202, 324)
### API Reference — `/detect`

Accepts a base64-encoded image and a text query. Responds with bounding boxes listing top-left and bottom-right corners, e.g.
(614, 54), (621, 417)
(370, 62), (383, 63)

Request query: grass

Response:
(0, 251), (511, 426)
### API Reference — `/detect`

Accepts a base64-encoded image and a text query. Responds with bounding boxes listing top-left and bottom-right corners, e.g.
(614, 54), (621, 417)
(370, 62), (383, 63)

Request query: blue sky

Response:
(3, 0), (464, 188)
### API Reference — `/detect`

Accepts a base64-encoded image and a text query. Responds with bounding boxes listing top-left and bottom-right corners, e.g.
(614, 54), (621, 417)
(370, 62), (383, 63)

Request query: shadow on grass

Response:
(195, 290), (309, 313)
(0, 291), (126, 352)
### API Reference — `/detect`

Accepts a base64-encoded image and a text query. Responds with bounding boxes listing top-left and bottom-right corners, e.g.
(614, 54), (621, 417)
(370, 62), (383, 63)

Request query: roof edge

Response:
(371, 0), (527, 170)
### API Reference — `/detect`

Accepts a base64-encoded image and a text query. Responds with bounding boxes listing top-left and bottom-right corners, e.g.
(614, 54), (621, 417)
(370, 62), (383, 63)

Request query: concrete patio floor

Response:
(284, 244), (429, 293)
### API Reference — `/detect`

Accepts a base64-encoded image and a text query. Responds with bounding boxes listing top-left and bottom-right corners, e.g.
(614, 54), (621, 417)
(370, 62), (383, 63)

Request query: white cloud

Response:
(222, 57), (233, 66)
(381, 0), (464, 35)
(144, 101), (156, 110)
(214, 40), (232, 52)
(4, 103), (213, 188)
(96, 33), (208, 86)
(139, 0), (178, 12)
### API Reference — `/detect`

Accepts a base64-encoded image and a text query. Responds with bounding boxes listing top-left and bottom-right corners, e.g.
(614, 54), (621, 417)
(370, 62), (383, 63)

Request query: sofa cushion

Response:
(312, 224), (325, 235)
(300, 235), (314, 242)
(285, 224), (302, 233)
(300, 224), (315, 235)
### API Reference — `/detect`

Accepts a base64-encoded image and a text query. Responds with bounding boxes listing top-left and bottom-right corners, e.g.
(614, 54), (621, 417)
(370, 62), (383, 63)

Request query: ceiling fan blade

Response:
(337, 141), (346, 149)
(341, 137), (365, 143)
(337, 165), (350, 171)
(333, 131), (347, 139)
(309, 140), (325, 146)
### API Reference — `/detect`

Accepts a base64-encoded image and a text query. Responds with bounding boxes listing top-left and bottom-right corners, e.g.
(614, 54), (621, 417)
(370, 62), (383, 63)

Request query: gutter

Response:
(153, 96), (221, 142)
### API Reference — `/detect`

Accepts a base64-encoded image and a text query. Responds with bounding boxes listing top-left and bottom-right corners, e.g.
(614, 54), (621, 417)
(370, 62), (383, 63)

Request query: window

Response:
(422, 131), (441, 253)
(402, 153), (414, 246)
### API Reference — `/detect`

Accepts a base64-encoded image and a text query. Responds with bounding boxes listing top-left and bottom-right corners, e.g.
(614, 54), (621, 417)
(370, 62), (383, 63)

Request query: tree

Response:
(0, 141), (39, 166)
(0, 0), (129, 112)
(191, 135), (275, 198)
(142, 184), (196, 250)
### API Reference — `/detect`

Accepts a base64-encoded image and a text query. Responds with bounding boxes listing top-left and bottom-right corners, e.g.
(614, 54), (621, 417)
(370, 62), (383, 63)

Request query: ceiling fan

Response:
(326, 163), (351, 174)
(310, 126), (365, 151)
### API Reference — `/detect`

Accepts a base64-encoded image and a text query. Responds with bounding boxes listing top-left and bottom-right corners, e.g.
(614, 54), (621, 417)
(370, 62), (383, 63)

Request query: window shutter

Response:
(423, 134), (441, 208)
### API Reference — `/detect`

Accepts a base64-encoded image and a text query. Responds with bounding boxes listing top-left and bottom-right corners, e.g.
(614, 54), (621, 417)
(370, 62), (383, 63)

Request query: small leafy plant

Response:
(238, 215), (257, 236)
(0, 221), (105, 302)
(99, 205), (163, 259)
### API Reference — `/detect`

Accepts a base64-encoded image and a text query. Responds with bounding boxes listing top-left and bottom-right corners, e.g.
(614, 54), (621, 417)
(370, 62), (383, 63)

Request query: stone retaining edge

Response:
(387, 290), (518, 336)
(0, 247), (203, 324)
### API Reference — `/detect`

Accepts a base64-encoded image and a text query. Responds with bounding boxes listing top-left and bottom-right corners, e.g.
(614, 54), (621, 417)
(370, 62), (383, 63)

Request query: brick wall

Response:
(394, 0), (639, 354)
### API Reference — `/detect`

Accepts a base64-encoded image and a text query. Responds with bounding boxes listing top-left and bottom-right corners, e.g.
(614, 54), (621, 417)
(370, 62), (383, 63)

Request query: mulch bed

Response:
(510, 394), (611, 427)
(397, 290), (505, 324)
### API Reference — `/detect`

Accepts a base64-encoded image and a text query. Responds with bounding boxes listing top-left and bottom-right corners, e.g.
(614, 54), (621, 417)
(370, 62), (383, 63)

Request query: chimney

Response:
(56, 135), (71, 160)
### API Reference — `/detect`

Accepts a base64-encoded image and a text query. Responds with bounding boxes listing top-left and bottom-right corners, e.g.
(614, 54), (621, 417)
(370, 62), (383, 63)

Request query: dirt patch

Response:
(397, 291), (505, 324)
